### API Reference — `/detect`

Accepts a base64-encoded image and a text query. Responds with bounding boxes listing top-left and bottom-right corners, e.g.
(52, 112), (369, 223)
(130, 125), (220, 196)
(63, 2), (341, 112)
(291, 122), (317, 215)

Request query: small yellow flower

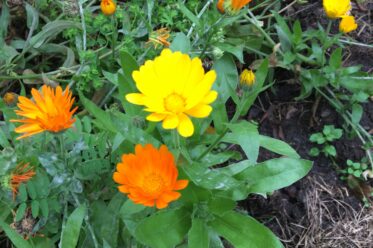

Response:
(217, 0), (252, 14)
(100, 0), (116, 16)
(126, 49), (218, 137)
(323, 0), (351, 19)
(240, 69), (255, 87)
(339, 16), (358, 33)
(3, 92), (17, 105)
(147, 28), (171, 48)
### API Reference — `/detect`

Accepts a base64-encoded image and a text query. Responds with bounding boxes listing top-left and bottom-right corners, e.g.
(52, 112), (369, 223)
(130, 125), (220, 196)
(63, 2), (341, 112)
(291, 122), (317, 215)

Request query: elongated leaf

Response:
(224, 121), (259, 163)
(188, 218), (209, 248)
(259, 135), (300, 158)
(135, 208), (191, 248)
(178, 1), (200, 26)
(209, 211), (283, 248)
(0, 219), (32, 248)
(235, 158), (312, 194)
(60, 205), (86, 248)
(212, 54), (238, 103)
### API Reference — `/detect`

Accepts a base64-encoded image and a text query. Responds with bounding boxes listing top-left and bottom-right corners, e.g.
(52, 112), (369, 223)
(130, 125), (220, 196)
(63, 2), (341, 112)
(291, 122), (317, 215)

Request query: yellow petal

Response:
(203, 91), (218, 104)
(162, 114), (179, 129)
(185, 70), (217, 109)
(146, 113), (167, 122)
(177, 114), (194, 137)
(126, 93), (146, 105)
(185, 104), (212, 118)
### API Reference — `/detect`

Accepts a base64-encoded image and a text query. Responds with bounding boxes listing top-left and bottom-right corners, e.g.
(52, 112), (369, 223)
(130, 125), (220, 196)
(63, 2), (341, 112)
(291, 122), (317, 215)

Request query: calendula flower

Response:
(240, 69), (255, 87)
(217, 0), (252, 14)
(113, 144), (189, 209)
(147, 28), (171, 48)
(3, 163), (36, 199)
(100, 0), (116, 16)
(323, 0), (351, 19)
(126, 49), (218, 137)
(11, 85), (77, 140)
(339, 15), (358, 33)
(3, 92), (17, 105)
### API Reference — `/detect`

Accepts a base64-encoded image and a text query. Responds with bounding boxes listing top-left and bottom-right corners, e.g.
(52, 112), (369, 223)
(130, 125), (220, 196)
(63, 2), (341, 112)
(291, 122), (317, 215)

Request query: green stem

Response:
(111, 16), (117, 61)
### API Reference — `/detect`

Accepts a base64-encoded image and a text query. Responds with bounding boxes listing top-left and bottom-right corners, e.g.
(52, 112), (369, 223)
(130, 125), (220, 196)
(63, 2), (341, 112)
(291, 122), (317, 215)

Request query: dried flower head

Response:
(11, 85), (77, 139)
(147, 28), (171, 48)
(4, 163), (36, 199)
(113, 144), (189, 209)
(126, 49), (218, 137)
(3, 92), (17, 105)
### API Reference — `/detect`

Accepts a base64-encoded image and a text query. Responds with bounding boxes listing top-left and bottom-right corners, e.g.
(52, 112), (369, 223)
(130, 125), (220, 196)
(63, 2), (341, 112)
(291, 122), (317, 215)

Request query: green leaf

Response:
(235, 158), (312, 194)
(178, 1), (200, 27)
(259, 135), (300, 158)
(15, 203), (27, 222)
(329, 48), (342, 69)
(323, 145), (336, 157)
(209, 211), (284, 248)
(212, 54), (238, 103)
(135, 208), (191, 248)
(170, 32), (191, 53)
(225, 121), (259, 163)
(309, 147), (320, 157)
(60, 205), (86, 248)
(351, 104), (363, 125)
(0, 219), (32, 248)
(40, 199), (49, 218)
(208, 197), (236, 216)
(188, 218), (209, 248)
(19, 183), (28, 202)
(27, 181), (37, 200)
(31, 200), (40, 218)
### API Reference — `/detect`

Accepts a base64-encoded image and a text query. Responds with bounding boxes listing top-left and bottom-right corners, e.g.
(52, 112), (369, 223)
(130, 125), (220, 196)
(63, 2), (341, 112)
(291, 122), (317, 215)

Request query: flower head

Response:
(4, 163), (36, 199)
(147, 28), (171, 48)
(323, 0), (351, 19)
(101, 0), (116, 16)
(113, 144), (189, 209)
(339, 16), (358, 33)
(240, 69), (255, 87)
(217, 0), (252, 14)
(126, 49), (218, 137)
(3, 92), (17, 105)
(11, 85), (77, 139)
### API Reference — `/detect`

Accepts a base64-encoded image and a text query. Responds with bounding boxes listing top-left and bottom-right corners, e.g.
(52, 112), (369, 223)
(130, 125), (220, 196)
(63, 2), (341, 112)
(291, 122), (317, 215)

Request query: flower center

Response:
(164, 93), (185, 113)
(142, 173), (165, 195)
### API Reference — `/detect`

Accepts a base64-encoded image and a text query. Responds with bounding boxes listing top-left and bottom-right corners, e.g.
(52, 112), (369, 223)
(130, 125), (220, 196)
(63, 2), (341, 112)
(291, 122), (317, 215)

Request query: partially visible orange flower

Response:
(10, 163), (35, 199)
(113, 144), (189, 209)
(10, 85), (77, 140)
(217, 0), (252, 14)
(147, 28), (171, 48)
(101, 0), (116, 16)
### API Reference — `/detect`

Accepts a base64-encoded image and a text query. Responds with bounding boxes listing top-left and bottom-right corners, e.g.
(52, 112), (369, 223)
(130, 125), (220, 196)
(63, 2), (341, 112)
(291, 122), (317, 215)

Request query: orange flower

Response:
(217, 0), (252, 14)
(113, 144), (189, 209)
(10, 163), (35, 199)
(147, 28), (171, 48)
(100, 0), (116, 16)
(11, 85), (77, 139)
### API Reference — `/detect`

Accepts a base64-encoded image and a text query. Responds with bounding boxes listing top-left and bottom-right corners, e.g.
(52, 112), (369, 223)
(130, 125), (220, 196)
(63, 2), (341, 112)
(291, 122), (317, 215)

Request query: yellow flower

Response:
(100, 0), (116, 16)
(217, 0), (252, 14)
(240, 69), (255, 87)
(126, 49), (218, 137)
(339, 16), (358, 33)
(323, 0), (351, 19)
(113, 144), (189, 209)
(10, 85), (77, 139)
(147, 28), (171, 48)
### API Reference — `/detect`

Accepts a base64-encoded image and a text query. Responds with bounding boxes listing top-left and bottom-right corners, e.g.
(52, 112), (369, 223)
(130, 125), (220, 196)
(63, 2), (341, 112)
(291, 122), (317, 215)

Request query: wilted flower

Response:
(11, 85), (77, 139)
(113, 144), (189, 209)
(217, 0), (252, 14)
(3, 163), (36, 199)
(339, 16), (358, 33)
(323, 0), (351, 19)
(240, 69), (255, 87)
(126, 49), (218, 137)
(147, 28), (171, 48)
(100, 0), (116, 16)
